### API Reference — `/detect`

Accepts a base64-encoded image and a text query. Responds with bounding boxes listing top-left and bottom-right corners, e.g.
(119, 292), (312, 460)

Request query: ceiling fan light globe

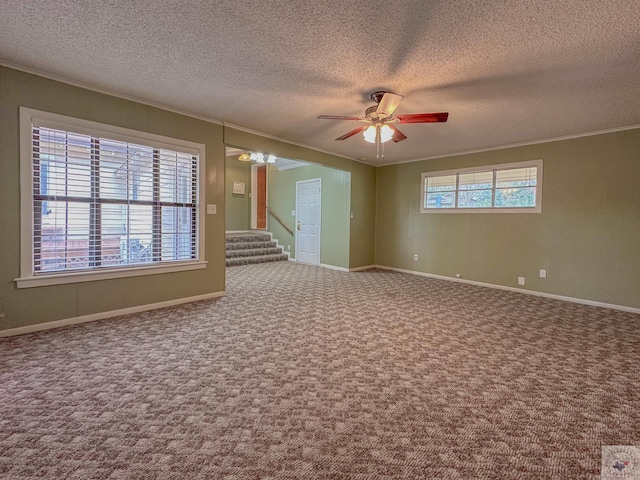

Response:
(379, 124), (394, 143)
(363, 125), (377, 143)
(267, 154), (276, 164)
(255, 153), (265, 163)
(238, 152), (251, 162)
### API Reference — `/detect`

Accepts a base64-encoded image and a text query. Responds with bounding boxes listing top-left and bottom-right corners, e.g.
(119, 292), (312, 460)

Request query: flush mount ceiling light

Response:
(246, 152), (275, 164)
(238, 151), (251, 162)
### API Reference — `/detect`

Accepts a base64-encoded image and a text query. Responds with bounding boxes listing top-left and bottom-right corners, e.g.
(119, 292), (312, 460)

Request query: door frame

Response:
(250, 163), (268, 230)
(295, 178), (322, 265)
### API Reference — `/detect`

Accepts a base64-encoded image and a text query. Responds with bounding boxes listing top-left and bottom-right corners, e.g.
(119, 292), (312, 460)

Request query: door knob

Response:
(297, 222), (301, 231)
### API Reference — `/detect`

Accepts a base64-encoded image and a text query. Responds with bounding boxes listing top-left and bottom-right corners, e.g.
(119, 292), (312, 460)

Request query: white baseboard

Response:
(349, 265), (376, 272)
(320, 263), (349, 272)
(374, 265), (640, 314)
(0, 291), (225, 338)
(288, 261), (348, 272)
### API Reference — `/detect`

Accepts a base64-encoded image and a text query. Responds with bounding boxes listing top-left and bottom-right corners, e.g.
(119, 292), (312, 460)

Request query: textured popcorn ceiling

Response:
(1, 0), (639, 165)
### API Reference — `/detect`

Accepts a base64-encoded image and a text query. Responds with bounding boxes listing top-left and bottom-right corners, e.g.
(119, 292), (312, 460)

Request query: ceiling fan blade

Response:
(389, 125), (407, 143)
(317, 115), (362, 121)
(395, 112), (449, 124)
(335, 126), (366, 141)
(376, 93), (404, 116)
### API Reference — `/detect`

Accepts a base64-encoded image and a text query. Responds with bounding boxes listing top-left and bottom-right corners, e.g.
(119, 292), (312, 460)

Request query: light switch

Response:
(206, 204), (217, 214)
(291, 210), (296, 216)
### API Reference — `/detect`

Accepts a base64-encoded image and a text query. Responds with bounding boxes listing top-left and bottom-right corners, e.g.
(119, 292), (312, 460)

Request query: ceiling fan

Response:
(317, 91), (448, 159)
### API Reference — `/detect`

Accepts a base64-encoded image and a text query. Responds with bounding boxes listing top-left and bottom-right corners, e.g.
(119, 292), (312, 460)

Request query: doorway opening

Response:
(224, 147), (351, 270)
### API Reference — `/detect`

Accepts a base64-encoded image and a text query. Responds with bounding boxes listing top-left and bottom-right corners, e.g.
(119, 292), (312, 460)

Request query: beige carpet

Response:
(1, 262), (639, 479)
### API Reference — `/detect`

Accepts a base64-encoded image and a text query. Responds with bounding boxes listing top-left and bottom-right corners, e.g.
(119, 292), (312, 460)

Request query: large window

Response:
(421, 160), (542, 213)
(17, 108), (206, 288)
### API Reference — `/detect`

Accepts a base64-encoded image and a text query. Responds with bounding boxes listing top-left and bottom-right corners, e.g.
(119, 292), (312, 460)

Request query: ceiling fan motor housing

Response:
(365, 105), (378, 117)
(370, 91), (388, 103)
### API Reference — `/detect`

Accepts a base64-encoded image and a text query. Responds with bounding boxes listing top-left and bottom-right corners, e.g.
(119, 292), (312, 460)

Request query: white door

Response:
(296, 178), (321, 265)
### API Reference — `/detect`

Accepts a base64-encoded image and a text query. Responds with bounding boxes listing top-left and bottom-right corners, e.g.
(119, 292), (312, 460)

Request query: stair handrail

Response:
(266, 205), (294, 235)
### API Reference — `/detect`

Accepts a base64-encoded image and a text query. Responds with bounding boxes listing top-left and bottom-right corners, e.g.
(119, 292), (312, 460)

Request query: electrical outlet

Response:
(206, 204), (217, 215)
(455, 273), (462, 278)
(291, 210), (296, 216)
(539, 269), (547, 278)
(413, 254), (419, 261)
(518, 276), (526, 285)
(350, 211), (355, 219)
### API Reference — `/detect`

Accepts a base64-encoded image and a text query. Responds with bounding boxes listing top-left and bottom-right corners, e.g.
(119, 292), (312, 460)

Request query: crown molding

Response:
(0, 60), (369, 166)
(0, 59), (226, 126)
(4, 60), (636, 169)
(378, 123), (640, 166)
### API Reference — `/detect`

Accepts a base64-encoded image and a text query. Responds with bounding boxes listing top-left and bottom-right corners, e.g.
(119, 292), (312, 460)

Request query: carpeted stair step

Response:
(225, 233), (271, 243)
(225, 241), (277, 251)
(225, 231), (288, 267)
(226, 253), (289, 267)
(226, 247), (284, 258)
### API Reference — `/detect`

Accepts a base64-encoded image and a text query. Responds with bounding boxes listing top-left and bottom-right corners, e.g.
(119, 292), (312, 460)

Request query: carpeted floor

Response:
(1, 262), (639, 479)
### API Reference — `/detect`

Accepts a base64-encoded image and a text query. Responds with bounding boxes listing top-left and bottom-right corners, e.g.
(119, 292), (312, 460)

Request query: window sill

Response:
(420, 207), (541, 214)
(15, 261), (208, 288)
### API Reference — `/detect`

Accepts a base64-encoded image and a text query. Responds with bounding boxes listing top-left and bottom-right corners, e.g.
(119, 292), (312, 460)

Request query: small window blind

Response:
(421, 160), (542, 213)
(32, 125), (199, 274)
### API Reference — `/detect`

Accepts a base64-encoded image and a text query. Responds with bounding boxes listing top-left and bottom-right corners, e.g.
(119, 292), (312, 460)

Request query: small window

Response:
(425, 174), (456, 209)
(17, 108), (206, 288)
(421, 160), (542, 213)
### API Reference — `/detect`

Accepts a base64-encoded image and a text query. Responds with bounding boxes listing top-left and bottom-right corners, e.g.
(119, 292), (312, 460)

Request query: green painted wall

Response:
(0, 66), (226, 331)
(224, 129), (377, 269)
(0, 66), (377, 331)
(225, 156), (251, 231)
(6, 63), (633, 330)
(268, 164), (351, 268)
(375, 128), (640, 309)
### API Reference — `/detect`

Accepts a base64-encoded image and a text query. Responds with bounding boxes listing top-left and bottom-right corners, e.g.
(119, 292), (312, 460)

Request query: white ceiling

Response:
(1, 1), (639, 166)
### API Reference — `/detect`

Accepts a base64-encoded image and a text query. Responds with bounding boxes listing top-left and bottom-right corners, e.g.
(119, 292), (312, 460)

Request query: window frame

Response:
(420, 159), (543, 214)
(17, 107), (207, 288)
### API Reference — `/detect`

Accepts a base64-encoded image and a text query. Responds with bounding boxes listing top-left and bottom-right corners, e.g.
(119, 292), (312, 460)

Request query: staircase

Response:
(225, 232), (289, 267)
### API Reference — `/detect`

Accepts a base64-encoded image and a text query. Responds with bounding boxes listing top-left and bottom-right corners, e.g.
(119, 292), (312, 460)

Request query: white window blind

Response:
(421, 160), (542, 213)
(32, 125), (199, 274)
